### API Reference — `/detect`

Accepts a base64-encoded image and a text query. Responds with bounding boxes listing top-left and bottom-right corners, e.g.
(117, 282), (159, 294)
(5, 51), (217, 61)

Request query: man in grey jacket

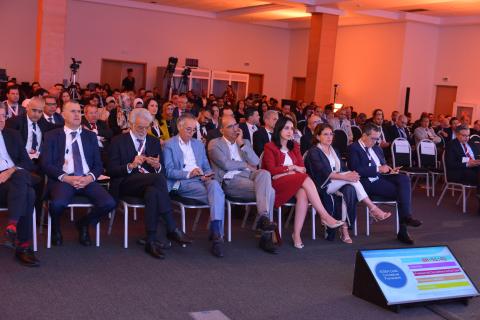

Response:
(208, 115), (278, 254)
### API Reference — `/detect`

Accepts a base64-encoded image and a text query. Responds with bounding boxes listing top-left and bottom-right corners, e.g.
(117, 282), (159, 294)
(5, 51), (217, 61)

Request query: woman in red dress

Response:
(262, 117), (344, 249)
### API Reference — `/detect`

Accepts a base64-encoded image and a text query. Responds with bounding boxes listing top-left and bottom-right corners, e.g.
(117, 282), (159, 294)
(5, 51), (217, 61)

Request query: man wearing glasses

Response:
(40, 95), (64, 128)
(348, 123), (422, 244)
(208, 115), (277, 254)
(163, 113), (226, 257)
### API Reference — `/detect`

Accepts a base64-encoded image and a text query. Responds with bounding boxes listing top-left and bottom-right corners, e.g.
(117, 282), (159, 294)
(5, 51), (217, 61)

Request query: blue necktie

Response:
(32, 122), (38, 151)
(71, 132), (84, 176)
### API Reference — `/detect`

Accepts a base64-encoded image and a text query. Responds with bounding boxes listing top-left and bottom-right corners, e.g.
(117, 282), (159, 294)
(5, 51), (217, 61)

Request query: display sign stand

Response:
(352, 250), (476, 313)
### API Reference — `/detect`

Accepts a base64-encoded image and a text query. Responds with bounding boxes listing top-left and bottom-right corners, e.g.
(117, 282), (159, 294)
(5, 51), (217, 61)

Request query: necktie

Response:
(71, 132), (84, 176)
(462, 143), (473, 160)
(91, 123), (97, 130)
(267, 131), (272, 141)
(398, 127), (405, 139)
(48, 117), (53, 123)
(365, 147), (375, 166)
(137, 139), (145, 154)
(32, 122), (38, 151)
(339, 120), (343, 127)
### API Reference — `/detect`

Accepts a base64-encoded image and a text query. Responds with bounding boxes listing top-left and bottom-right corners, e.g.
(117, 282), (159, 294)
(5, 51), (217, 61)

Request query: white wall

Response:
(0, 0), (37, 82)
(64, 0), (290, 99)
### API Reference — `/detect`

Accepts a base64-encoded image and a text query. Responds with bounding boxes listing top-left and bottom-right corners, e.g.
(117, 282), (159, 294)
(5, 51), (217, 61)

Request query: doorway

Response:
(291, 77), (306, 101)
(434, 85), (457, 116)
(228, 70), (264, 96)
(100, 59), (146, 90)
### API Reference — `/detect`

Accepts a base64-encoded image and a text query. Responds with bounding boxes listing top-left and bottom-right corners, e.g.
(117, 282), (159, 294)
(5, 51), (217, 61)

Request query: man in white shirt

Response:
(163, 114), (226, 257)
(3, 85), (26, 119)
(239, 108), (260, 143)
(329, 107), (353, 143)
(208, 115), (277, 254)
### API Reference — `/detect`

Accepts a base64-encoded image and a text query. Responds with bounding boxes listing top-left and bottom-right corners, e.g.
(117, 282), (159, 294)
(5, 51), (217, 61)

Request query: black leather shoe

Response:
(402, 217), (422, 227)
(211, 235), (225, 258)
(15, 247), (40, 267)
(397, 231), (415, 245)
(3, 228), (16, 249)
(51, 230), (63, 246)
(167, 228), (192, 246)
(136, 237), (171, 249)
(145, 241), (165, 259)
(259, 232), (278, 254)
(75, 221), (92, 246)
(256, 215), (276, 232)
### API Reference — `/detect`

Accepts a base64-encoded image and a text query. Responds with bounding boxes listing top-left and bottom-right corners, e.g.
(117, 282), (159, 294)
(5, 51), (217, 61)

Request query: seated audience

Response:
(42, 95), (64, 127)
(0, 104), (38, 266)
(253, 110), (279, 157)
(239, 108), (260, 143)
(300, 114), (321, 155)
(162, 101), (176, 137)
(107, 108), (191, 259)
(347, 123), (422, 244)
(208, 115), (278, 254)
(329, 107), (353, 143)
(234, 100), (246, 123)
(109, 93), (131, 135)
(40, 102), (116, 247)
(82, 104), (113, 161)
(470, 120), (480, 136)
(386, 114), (412, 144)
(194, 109), (214, 143)
(305, 124), (391, 244)
(144, 98), (169, 145)
(3, 85), (25, 119)
(414, 116), (441, 145)
(262, 117), (343, 249)
(438, 117), (459, 144)
(163, 114), (226, 258)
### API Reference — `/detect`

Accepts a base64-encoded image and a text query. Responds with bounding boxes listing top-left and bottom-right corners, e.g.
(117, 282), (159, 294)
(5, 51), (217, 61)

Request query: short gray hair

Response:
(129, 107), (153, 124)
(455, 124), (470, 134)
(28, 96), (45, 109)
(177, 113), (197, 129)
(263, 109), (278, 121)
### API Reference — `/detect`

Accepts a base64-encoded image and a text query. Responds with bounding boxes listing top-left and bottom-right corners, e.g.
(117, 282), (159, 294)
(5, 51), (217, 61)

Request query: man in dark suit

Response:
(347, 123), (422, 244)
(445, 124), (480, 212)
(40, 95), (64, 127)
(3, 85), (26, 119)
(253, 110), (279, 157)
(107, 108), (191, 259)
(438, 117), (460, 144)
(82, 105), (113, 164)
(0, 104), (38, 266)
(239, 108), (260, 143)
(385, 114), (412, 144)
(40, 101), (116, 246)
(300, 114), (321, 155)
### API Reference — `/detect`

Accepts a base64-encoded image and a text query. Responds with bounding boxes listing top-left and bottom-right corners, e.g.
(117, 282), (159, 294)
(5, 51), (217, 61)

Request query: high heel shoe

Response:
(369, 207), (392, 222)
(291, 234), (304, 249)
(321, 219), (344, 229)
(339, 226), (353, 244)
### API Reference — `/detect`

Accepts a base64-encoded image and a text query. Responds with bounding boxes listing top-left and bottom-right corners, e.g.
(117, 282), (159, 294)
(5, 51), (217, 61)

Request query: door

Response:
(100, 59), (146, 90)
(291, 77), (306, 101)
(434, 85), (457, 116)
(247, 73), (263, 96)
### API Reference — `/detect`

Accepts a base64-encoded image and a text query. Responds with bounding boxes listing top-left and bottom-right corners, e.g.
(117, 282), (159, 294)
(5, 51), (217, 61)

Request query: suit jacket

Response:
(253, 127), (271, 157)
(6, 114), (54, 148)
(300, 128), (313, 155)
(438, 127), (455, 143)
(41, 113), (65, 127)
(262, 142), (304, 176)
(239, 122), (258, 143)
(413, 127), (441, 145)
(3, 102), (26, 119)
(445, 139), (480, 181)
(329, 117), (353, 142)
(40, 127), (103, 181)
(163, 135), (213, 191)
(386, 125), (412, 144)
(207, 137), (258, 183)
(81, 118), (113, 148)
(0, 128), (33, 171)
(347, 141), (386, 184)
(107, 132), (164, 199)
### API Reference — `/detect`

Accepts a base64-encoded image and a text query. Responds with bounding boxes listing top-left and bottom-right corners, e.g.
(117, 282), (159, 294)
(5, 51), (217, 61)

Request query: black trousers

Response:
(0, 169), (35, 242)
(119, 173), (176, 240)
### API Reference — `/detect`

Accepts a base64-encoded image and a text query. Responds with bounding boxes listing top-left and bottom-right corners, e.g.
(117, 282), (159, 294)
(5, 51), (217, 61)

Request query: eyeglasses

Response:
(368, 136), (380, 142)
(225, 123), (239, 129)
(46, 102), (57, 106)
(321, 132), (334, 136)
(183, 127), (197, 133)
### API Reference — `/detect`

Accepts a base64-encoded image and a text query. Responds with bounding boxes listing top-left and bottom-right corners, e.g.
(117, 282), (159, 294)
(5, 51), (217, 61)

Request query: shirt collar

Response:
(179, 136), (191, 146)
(223, 136), (235, 146)
(64, 126), (82, 136)
(129, 130), (144, 143)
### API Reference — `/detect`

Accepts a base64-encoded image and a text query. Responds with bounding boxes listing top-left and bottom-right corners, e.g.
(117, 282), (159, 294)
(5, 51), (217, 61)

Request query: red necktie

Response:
(462, 143), (473, 160)
(91, 123), (97, 130)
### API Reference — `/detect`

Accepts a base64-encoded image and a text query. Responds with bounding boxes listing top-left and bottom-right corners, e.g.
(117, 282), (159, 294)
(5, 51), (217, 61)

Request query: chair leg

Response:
(285, 207), (294, 230)
(354, 217), (358, 237)
(436, 184), (449, 206)
(192, 209), (202, 232)
(39, 203), (46, 234)
(133, 208), (137, 221)
(70, 207), (74, 221)
(431, 175), (436, 197)
(426, 174), (430, 197)
(241, 205), (250, 228)
(32, 208), (37, 252)
(311, 207), (316, 240)
(47, 214), (51, 249)
(395, 205), (399, 235)
(463, 187), (467, 213)
(96, 222), (100, 247)
(181, 206), (186, 233)
(108, 209), (116, 235)
(366, 207), (370, 236)
(277, 207), (282, 238)
(227, 201), (232, 242)
(251, 214), (260, 231)
(124, 203), (128, 249)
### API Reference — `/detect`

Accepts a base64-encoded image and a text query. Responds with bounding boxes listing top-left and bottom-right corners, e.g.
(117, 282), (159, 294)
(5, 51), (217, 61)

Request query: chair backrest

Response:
(416, 139), (437, 169)
(351, 125), (362, 142)
(332, 129), (348, 155)
(258, 152), (264, 169)
(469, 134), (480, 146)
(391, 138), (412, 168)
(441, 151), (449, 183)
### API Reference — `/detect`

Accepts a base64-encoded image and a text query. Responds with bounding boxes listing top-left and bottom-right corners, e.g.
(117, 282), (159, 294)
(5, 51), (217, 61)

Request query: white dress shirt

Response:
(247, 123), (257, 141)
(178, 137), (198, 177)
(5, 101), (19, 119)
(44, 113), (55, 124)
(127, 131), (161, 174)
(223, 137), (243, 179)
(282, 149), (293, 166)
(26, 117), (42, 157)
(0, 131), (15, 171)
(62, 127), (91, 178)
(359, 140), (381, 182)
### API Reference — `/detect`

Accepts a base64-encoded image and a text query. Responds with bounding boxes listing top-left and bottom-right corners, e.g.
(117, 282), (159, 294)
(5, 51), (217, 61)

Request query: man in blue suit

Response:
(163, 114), (226, 257)
(347, 123), (422, 244)
(41, 102), (116, 246)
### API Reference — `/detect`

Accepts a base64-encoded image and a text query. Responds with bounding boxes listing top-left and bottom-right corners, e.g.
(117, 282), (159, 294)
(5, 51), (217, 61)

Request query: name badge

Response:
(462, 157), (470, 163)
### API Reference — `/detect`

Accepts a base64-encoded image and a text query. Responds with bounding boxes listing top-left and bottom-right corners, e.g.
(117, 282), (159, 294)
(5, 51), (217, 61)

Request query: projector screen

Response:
(360, 246), (479, 305)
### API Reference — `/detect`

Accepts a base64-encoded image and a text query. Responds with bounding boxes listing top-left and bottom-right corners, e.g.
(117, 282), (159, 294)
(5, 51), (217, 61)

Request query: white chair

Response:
(0, 207), (37, 252)
(416, 139), (443, 197)
(436, 152), (476, 213)
(225, 196), (257, 242)
(46, 196), (100, 248)
(170, 195), (210, 234)
(107, 196), (145, 248)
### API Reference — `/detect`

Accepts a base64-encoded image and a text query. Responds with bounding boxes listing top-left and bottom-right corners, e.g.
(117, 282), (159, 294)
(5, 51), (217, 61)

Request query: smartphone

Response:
(203, 172), (215, 177)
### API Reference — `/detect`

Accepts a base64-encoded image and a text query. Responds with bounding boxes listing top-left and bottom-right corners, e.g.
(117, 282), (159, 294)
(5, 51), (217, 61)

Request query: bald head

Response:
(220, 115), (240, 142)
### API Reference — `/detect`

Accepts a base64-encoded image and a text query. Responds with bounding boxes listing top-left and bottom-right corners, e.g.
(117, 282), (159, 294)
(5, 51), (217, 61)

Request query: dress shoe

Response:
(15, 247), (40, 267)
(145, 241), (165, 259)
(256, 215), (276, 232)
(259, 232), (278, 254)
(75, 221), (92, 246)
(51, 230), (63, 246)
(211, 235), (225, 258)
(136, 237), (171, 249)
(167, 228), (193, 246)
(397, 230), (415, 245)
(402, 217), (423, 227)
